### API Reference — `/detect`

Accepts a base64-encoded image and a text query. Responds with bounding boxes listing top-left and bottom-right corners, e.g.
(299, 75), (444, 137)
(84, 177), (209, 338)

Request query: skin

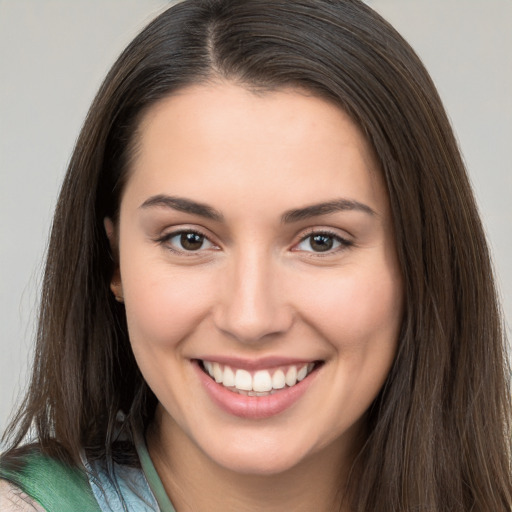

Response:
(108, 82), (403, 511)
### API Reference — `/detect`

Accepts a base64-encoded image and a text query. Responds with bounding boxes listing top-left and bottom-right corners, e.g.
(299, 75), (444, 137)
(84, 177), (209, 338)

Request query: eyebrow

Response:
(139, 194), (375, 223)
(139, 195), (224, 222)
(281, 199), (376, 223)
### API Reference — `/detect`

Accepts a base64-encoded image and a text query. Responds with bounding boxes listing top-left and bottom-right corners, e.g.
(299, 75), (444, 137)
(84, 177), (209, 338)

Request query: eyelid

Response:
(291, 227), (354, 255)
(153, 225), (353, 256)
(155, 226), (220, 255)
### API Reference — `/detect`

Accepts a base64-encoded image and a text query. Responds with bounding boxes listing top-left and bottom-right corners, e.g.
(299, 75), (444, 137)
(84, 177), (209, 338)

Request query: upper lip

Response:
(194, 356), (321, 371)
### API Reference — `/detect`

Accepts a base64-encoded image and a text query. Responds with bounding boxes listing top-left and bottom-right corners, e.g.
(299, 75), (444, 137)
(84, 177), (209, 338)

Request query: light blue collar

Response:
(85, 428), (176, 512)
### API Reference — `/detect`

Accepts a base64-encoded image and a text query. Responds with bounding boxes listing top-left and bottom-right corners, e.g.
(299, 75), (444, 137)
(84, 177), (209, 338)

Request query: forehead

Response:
(123, 82), (387, 216)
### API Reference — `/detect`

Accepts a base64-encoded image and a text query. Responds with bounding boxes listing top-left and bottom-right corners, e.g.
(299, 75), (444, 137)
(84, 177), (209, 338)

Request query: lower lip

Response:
(193, 361), (319, 420)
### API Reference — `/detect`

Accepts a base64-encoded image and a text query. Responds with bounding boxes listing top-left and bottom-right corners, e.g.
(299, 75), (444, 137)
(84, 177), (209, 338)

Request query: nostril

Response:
(212, 304), (295, 344)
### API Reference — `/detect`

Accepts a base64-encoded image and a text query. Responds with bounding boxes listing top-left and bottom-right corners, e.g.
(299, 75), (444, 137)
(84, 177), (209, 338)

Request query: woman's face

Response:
(110, 83), (403, 475)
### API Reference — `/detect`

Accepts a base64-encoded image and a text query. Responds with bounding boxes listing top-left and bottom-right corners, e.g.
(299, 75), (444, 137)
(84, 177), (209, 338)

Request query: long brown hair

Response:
(3, 0), (511, 510)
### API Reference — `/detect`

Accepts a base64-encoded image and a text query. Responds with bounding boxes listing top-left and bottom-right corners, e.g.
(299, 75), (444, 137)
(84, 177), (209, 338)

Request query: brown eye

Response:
(163, 230), (215, 252)
(295, 232), (351, 254)
(180, 232), (205, 251)
(310, 234), (334, 252)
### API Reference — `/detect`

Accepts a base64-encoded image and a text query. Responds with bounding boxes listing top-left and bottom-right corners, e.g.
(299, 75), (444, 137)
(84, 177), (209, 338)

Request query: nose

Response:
(213, 249), (294, 344)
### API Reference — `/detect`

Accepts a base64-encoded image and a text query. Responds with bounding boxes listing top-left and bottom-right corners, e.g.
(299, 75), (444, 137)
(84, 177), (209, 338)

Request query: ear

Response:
(104, 217), (124, 302)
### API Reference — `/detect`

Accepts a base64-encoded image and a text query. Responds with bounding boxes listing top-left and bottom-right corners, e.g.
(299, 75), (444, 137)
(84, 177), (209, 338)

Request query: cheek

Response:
(121, 258), (217, 350)
(296, 264), (403, 351)
(305, 266), (402, 420)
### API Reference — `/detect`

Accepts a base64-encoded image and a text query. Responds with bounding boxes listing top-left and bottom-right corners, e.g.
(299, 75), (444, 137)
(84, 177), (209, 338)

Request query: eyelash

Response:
(155, 228), (353, 256)
(294, 229), (353, 256)
(155, 229), (216, 256)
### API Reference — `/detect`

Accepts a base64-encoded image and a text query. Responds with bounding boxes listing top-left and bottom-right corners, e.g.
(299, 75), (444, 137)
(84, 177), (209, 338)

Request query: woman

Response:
(1, 0), (510, 510)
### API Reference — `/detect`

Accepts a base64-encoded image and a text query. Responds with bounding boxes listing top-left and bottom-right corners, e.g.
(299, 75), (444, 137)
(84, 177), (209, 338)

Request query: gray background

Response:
(1, 0), (511, 440)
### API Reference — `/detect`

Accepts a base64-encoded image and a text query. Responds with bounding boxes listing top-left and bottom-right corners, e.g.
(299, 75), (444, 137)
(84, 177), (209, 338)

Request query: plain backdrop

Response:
(1, 0), (511, 440)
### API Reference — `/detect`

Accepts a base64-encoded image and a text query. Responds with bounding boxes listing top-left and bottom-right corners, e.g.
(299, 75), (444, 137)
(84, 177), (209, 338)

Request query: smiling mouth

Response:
(199, 360), (321, 396)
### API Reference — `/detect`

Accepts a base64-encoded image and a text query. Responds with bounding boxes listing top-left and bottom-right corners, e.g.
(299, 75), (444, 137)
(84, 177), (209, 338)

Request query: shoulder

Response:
(0, 448), (101, 512)
(0, 479), (46, 512)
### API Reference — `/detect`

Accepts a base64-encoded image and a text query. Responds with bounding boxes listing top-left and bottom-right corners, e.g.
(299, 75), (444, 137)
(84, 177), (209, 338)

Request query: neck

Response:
(146, 409), (358, 512)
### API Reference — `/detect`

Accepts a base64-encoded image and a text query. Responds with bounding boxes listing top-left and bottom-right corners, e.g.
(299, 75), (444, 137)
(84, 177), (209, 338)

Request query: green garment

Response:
(0, 436), (176, 512)
(0, 449), (101, 511)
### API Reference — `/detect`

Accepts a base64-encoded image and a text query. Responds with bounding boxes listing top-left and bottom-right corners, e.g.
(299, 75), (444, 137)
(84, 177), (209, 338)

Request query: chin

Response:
(211, 449), (306, 476)
(198, 430), (324, 477)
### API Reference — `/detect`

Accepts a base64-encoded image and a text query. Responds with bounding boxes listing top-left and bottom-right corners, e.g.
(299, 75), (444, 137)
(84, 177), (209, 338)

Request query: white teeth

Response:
(235, 369), (253, 391)
(285, 366), (298, 386)
(223, 366), (235, 387)
(213, 362), (223, 383)
(297, 365), (308, 381)
(272, 369), (286, 389)
(202, 360), (316, 393)
(253, 370), (273, 392)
